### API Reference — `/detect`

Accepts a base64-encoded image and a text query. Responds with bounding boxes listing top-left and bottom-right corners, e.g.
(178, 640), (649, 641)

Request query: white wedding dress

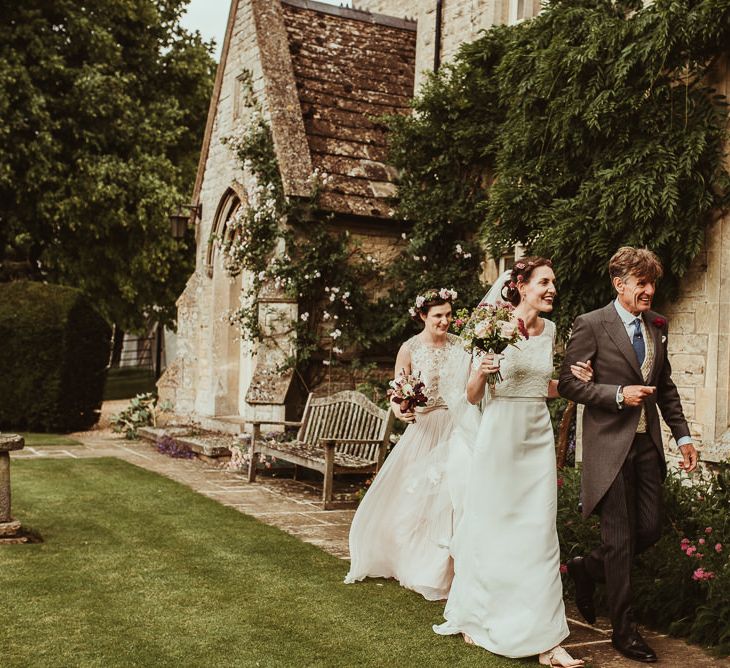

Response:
(434, 317), (569, 657)
(345, 333), (471, 600)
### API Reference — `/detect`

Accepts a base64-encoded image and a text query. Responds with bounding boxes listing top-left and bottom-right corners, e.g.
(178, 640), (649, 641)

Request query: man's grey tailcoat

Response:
(558, 303), (690, 517)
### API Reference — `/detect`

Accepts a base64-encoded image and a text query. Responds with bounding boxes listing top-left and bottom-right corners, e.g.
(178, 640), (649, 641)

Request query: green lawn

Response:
(104, 366), (156, 401)
(1, 458), (524, 668)
(17, 432), (82, 447)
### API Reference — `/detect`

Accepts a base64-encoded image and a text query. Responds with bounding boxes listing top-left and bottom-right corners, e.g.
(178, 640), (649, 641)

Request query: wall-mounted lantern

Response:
(169, 203), (202, 239)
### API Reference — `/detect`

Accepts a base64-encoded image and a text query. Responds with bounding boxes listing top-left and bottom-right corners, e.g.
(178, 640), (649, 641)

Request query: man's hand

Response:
(679, 443), (698, 473)
(623, 385), (656, 407)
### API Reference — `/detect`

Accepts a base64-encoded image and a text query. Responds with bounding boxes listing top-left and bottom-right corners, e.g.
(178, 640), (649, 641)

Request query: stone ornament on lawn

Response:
(0, 433), (28, 544)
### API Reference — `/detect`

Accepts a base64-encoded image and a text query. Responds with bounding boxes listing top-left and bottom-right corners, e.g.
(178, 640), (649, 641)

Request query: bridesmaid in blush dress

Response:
(344, 288), (465, 601)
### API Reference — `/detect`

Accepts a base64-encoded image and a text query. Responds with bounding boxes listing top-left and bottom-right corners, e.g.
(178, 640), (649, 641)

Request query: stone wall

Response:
(356, 0), (540, 88)
(662, 60), (730, 460)
(160, 0), (273, 420)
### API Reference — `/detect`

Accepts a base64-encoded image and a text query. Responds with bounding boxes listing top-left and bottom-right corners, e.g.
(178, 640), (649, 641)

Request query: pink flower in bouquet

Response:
(473, 319), (493, 339)
(459, 301), (528, 386)
(499, 321), (517, 338)
(517, 318), (529, 339)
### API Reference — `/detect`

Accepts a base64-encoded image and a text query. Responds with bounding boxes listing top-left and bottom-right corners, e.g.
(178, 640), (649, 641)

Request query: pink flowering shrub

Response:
(557, 463), (730, 654)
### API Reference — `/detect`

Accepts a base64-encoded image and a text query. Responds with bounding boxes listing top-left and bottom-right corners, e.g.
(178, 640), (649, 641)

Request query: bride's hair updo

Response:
(409, 287), (457, 323)
(502, 257), (553, 306)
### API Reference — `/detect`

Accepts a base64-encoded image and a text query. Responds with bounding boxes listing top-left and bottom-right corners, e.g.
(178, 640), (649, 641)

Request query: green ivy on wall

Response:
(388, 0), (730, 334)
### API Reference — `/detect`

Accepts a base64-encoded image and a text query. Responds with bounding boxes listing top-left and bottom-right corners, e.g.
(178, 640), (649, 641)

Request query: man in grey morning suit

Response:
(558, 247), (698, 664)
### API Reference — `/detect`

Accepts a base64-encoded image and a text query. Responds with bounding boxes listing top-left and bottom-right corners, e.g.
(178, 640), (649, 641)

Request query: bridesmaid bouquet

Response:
(456, 301), (528, 385)
(388, 369), (429, 414)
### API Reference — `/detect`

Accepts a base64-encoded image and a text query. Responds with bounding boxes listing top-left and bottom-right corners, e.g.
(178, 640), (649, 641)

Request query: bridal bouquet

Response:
(457, 301), (528, 385)
(388, 369), (429, 414)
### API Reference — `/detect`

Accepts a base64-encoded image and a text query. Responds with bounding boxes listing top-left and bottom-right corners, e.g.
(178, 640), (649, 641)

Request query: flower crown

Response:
(408, 288), (458, 317)
(508, 259), (553, 288)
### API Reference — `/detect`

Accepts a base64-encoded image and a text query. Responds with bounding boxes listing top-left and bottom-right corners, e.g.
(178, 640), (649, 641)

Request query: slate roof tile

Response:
(281, 1), (416, 220)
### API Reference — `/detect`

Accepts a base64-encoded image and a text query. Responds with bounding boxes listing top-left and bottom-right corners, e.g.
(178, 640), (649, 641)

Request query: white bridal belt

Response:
(490, 396), (546, 402)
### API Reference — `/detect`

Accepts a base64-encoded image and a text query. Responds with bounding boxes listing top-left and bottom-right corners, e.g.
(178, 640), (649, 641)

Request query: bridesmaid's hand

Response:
(394, 405), (416, 424)
(570, 360), (593, 384)
(399, 411), (416, 424)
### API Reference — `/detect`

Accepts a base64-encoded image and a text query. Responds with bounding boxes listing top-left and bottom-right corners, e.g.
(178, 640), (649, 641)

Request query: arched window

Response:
(206, 188), (241, 278)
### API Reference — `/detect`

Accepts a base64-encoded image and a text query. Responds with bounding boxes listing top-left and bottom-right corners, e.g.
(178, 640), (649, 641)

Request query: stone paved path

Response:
(11, 423), (728, 667)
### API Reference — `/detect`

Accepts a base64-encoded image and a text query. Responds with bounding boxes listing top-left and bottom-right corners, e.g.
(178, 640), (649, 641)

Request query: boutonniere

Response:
(653, 316), (667, 328)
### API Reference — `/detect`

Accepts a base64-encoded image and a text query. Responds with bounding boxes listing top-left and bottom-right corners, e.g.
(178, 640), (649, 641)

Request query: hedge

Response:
(0, 281), (111, 431)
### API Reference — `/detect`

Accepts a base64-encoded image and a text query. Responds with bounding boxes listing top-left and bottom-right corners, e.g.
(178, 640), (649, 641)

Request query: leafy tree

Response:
(388, 0), (730, 334)
(0, 0), (216, 331)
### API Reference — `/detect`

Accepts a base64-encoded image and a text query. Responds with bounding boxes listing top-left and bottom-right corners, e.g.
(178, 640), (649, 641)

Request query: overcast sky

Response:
(180, 0), (353, 60)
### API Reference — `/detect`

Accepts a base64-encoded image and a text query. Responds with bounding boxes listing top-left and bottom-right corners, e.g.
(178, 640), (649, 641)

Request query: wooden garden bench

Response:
(247, 391), (394, 509)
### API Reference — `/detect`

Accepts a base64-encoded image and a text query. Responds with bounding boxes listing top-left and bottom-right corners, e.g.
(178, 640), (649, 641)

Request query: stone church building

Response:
(160, 0), (729, 461)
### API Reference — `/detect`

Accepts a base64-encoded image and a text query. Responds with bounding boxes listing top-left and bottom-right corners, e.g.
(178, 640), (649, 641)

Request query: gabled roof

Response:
(192, 0), (416, 223)
(281, 0), (416, 218)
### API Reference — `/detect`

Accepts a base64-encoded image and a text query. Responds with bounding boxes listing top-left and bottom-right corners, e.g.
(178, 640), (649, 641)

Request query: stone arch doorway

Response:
(206, 186), (252, 417)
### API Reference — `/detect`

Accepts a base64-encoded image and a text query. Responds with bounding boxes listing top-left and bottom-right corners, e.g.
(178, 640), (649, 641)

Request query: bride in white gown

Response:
(434, 259), (587, 668)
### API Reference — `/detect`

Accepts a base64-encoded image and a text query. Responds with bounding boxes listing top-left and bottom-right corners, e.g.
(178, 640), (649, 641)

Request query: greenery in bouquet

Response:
(455, 302), (528, 384)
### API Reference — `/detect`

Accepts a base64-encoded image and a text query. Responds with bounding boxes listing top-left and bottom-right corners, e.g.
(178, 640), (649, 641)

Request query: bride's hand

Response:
(477, 354), (501, 377)
(570, 360), (593, 383)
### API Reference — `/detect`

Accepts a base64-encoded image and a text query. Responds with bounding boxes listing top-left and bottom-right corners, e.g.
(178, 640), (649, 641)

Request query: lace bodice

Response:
(407, 333), (460, 410)
(486, 318), (555, 399)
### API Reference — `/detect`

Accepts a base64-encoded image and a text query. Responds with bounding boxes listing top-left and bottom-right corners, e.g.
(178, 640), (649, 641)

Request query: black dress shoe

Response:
(611, 630), (658, 663)
(567, 556), (596, 624)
